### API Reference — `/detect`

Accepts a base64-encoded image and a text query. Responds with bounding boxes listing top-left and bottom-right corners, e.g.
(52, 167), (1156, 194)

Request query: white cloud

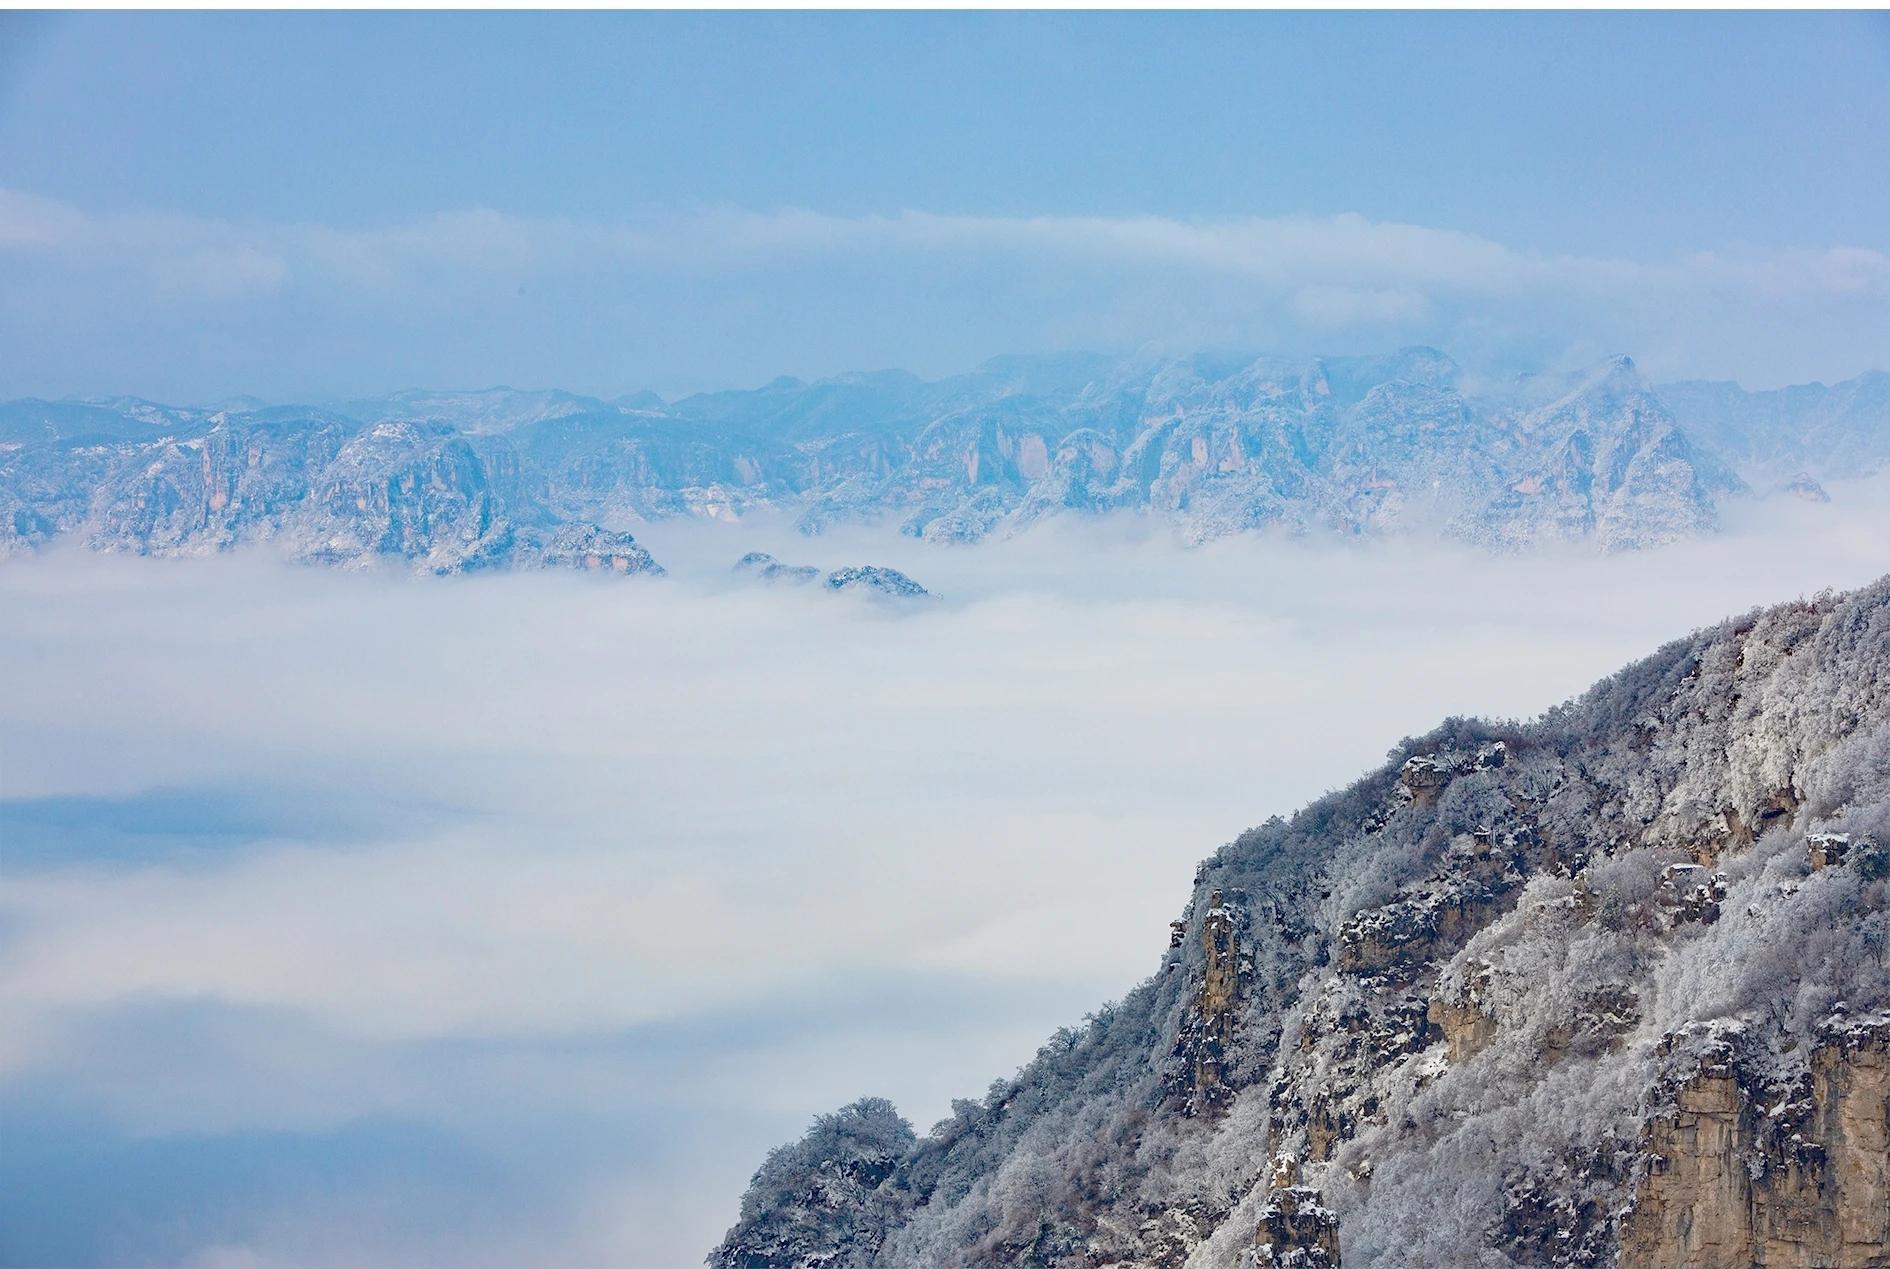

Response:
(14, 192), (1885, 304)
(1292, 283), (1431, 327)
(7, 494), (1890, 1064)
(4, 187), (1886, 394)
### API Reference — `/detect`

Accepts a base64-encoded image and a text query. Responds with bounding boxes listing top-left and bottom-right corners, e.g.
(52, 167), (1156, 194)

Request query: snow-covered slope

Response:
(713, 578), (1890, 1268)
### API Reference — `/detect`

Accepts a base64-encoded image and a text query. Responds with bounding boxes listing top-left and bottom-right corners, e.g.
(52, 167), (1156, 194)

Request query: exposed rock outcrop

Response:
(526, 524), (663, 575)
(1777, 473), (1833, 504)
(1178, 890), (1242, 1115)
(1254, 1158), (1343, 1268)
(1809, 831), (1854, 871)
(1427, 962), (1497, 1063)
(733, 551), (820, 584)
(822, 565), (931, 599)
(1620, 1018), (1890, 1268)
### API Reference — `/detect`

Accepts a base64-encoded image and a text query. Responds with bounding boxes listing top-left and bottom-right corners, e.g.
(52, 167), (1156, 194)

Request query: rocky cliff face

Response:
(1618, 1017), (1889, 1269)
(1479, 358), (1745, 553)
(1171, 890), (1244, 1117)
(0, 349), (1785, 569)
(712, 578), (1890, 1268)
(0, 406), (663, 577)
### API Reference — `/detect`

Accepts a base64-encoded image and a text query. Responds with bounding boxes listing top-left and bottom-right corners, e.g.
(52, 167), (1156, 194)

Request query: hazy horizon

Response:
(8, 340), (1890, 414)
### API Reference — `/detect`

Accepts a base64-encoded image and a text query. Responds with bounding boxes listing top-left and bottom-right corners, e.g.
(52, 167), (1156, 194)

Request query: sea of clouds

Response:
(4, 486), (1890, 1267)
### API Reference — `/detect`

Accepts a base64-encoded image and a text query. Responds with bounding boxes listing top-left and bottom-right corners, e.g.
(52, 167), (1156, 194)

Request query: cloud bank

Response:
(5, 491), (1890, 1267)
(3, 188), (1886, 401)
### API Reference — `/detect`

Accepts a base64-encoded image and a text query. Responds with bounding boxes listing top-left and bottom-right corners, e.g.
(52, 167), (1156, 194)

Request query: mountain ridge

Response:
(711, 576), (1890, 1268)
(2, 350), (1881, 574)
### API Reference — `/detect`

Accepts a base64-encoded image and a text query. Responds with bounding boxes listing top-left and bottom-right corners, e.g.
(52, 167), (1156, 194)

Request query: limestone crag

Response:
(1177, 890), (1244, 1116)
(1621, 1016), (1890, 1268)
(1253, 1159), (1342, 1268)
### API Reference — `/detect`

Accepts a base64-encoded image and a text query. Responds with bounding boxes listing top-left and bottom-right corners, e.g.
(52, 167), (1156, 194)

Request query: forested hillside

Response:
(714, 578), (1890, 1268)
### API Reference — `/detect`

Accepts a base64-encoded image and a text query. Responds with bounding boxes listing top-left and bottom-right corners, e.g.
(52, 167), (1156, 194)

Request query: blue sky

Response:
(2, 12), (1887, 400)
(7, 12), (1889, 252)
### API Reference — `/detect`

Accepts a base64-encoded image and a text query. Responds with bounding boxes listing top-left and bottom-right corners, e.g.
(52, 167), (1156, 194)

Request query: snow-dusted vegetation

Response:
(714, 578), (1890, 1267)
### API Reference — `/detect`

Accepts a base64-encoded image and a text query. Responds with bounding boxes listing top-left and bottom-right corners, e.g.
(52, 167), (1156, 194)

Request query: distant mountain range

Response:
(2, 350), (1882, 574)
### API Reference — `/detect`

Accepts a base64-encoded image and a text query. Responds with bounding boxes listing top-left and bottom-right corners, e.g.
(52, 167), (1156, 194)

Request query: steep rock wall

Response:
(1621, 1019), (1890, 1269)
